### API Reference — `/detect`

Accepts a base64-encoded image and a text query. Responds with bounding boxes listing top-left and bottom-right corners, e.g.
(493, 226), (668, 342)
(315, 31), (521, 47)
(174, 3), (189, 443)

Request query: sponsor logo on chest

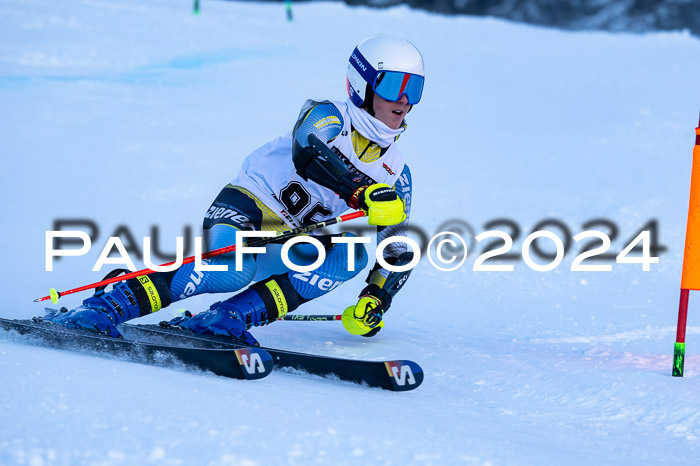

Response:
(330, 146), (377, 186)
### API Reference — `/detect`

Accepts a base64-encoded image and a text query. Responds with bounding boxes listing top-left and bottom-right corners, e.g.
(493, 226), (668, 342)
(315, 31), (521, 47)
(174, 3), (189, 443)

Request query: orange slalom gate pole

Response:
(674, 114), (700, 376)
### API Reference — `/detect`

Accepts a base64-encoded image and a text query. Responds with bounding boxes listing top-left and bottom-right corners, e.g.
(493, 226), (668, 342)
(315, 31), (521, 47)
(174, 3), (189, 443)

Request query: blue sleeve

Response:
(376, 163), (412, 261)
(291, 102), (364, 202)
(293, 102), (343, 147)
(365, 163), (413, 296)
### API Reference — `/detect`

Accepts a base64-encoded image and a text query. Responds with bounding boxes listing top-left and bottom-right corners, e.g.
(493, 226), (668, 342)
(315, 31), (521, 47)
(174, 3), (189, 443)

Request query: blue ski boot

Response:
(45, 274), (171, 338)
(169, 277), (301, 346)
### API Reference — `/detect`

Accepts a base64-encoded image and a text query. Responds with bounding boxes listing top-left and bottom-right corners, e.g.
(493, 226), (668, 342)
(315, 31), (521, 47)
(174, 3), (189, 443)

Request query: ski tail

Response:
(0, 317), (273, 381)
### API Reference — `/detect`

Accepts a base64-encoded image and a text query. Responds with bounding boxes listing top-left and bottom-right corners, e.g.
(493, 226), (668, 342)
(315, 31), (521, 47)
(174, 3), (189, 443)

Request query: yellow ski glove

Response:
(349, 184), (406, 226)
(342, 284), (392, 337)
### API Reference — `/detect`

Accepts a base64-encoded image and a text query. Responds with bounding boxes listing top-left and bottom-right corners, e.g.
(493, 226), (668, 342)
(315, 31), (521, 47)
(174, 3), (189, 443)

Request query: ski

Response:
(120, 322), (424, 392)
(0, 317), (273, 381)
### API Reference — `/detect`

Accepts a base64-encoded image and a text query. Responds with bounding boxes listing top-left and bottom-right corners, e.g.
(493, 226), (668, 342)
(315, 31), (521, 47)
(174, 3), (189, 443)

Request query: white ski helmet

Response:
(346, 35), (425, 108)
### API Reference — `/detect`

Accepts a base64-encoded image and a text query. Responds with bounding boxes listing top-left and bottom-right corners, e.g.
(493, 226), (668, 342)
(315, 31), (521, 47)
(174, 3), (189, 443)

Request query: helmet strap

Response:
(362, 85), (375, 116)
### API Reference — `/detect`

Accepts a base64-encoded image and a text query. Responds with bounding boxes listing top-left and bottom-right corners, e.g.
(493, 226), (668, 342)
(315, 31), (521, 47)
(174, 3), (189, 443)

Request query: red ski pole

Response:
(36, 211), (366, 304)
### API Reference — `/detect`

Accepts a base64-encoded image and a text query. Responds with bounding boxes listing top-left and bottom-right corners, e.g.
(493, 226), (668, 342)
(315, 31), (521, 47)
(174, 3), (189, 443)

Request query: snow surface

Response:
(1, 0), (700, 464)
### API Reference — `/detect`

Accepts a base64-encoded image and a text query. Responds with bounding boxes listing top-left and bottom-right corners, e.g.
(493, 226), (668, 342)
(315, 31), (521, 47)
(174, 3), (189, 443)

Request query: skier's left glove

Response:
(341, 285), (392, 337)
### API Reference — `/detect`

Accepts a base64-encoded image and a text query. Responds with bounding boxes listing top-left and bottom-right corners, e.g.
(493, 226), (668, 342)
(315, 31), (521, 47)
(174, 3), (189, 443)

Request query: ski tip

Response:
(384, 360), (424, 391)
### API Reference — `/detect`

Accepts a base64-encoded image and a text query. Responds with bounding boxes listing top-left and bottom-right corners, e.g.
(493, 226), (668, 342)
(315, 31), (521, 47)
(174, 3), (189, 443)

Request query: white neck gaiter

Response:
(345, 98), (405, 148)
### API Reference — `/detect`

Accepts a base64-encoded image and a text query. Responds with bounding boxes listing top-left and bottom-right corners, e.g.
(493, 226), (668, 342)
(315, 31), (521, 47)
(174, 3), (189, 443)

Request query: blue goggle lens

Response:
(373, 71), (424, 105)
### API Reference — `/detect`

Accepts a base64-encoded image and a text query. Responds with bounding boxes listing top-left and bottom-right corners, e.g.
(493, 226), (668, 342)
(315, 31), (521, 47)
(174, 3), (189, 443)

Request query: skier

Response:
(44, 35), (424, 345)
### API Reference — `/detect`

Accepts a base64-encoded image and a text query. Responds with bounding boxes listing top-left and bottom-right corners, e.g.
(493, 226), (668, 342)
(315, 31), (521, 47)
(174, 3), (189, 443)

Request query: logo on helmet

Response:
(351, 53), (367, 72)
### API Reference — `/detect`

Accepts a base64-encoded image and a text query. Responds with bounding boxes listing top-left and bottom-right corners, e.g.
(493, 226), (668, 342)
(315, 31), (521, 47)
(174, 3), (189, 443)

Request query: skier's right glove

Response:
(348, 183), (406, 226)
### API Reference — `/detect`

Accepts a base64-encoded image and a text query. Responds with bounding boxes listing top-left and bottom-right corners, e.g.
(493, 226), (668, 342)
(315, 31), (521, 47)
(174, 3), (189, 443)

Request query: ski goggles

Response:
(373, 70), (424, 105)
(350, 48), (425, 105)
